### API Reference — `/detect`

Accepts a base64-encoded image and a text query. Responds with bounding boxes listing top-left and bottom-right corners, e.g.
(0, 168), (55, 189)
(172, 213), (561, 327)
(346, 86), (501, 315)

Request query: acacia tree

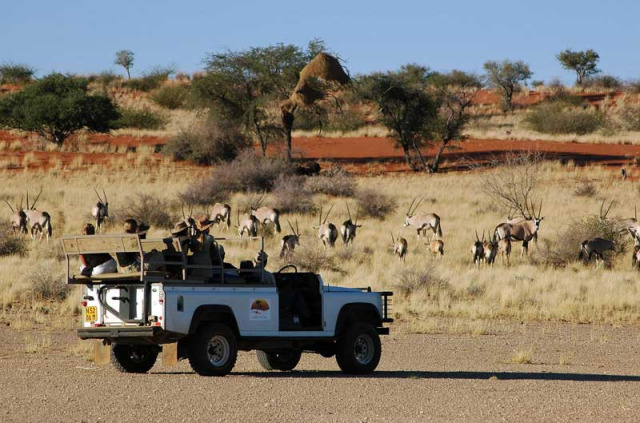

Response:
(194, 40), (325, 156)
(556, 49), (600, 86)
(0, 73), (118, 145)
(114, 50), (134, 79)
(358, 65), (437, 171)
(426, 70), (482, 172)
(483, 60), (532, 111)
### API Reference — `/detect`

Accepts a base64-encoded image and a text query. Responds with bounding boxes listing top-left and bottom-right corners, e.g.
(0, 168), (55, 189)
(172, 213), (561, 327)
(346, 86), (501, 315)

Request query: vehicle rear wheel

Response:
(111, 344), (158, 373)
(336, 323), (381, 374)
(256, 350), (302, 371)
(188, 323), (237, 376)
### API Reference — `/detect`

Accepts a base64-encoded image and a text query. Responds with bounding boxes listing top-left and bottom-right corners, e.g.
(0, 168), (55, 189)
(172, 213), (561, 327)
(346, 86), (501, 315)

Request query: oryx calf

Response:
(280, 220), (301, 259)
(340, 203), (362, 245)
(315, 204), (338, 248)
(403, 197), (442, 240)
(579, 238), (615, 265)
(391, 233), (408, 263)
(210, 203), (231, 232)
(238, 214), (259, 237)
(4, 198), (27, 236)
(483, 234), (499, 267)
(498, 237), (512, 265)
(91, 188), (109, 233)
(428, 239), (444, 257)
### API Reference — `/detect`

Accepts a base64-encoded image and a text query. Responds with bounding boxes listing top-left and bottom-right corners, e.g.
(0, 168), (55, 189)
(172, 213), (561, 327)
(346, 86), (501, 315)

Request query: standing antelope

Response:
(471, 230), (485, 267)
(498, 237), (512, 265)
(621, 206), (640, 246)
(23, 189), (52, 241)
(579, 238), (615, 266)
(495, 200), (544, 256)
(210, 203), (231, 232)
(91, 188), (109, 233)
(280, 220), (301, 259)
(315, 204), (338, 248)
(390, 233), (408, 263)
(483, 232), (499, 267)
(180, 205), (197, 236)
(237, 211), (259, 237)
(4, 197), (27, 236)
(427, 239), (444, 257)
(250, 194), (282, 234)
(340, 203), (362, 245)
(403, 197), (443, 240)
(632, 245), (640, 269)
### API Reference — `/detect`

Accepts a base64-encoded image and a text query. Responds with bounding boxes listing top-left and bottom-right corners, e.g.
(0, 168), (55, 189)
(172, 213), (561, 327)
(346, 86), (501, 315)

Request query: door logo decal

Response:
(250, 299), (271, 320)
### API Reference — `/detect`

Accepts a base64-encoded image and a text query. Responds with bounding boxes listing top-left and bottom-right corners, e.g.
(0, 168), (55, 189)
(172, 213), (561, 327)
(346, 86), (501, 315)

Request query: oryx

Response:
(237, 210), (259, 237)
(579, 238), (615, 266)
(498, 237), (512, 266)
(390, 233), (408, 263)
(483, 232), (499, 267)
(280, 220), (301, 259)
(495, 200), (544, 256)
(250, 194), (281, 234)
(91, 188), (109, 233)
(210, 203), (231, 232)
(23, 189), (52, 241)
(315, 204), (338, 248)
(403, 197), (442, 240)
(340, 203), (362, 245)
(180, 205), (197, 236)
(471, 230), (485, 267)
(4, 197), (27, 236)
(621, 206), (640, 246)
(632, 245), (640, 269)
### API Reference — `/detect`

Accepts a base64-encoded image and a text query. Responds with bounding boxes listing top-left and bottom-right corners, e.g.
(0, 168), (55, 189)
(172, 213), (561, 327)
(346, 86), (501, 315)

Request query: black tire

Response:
(188, 323), (237, 376)
(256, 350), (302, 371)
(336, 323), (381, 375)
(111, 344), (158, 373)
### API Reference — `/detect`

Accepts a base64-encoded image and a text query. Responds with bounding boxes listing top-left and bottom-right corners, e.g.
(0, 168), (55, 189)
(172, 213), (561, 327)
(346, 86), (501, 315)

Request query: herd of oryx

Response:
(5, 187), (640, 269)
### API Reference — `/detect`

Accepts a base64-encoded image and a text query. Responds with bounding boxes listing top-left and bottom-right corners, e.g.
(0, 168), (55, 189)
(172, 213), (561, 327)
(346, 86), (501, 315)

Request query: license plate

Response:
(84, 306), (97, 323)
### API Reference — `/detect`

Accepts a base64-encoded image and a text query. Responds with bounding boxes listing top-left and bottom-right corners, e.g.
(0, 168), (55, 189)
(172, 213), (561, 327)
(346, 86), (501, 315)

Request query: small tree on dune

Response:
(114, 50), (135, 79)
(556, 49), (600, 87)
(0, 73), (119, 145)
(483, 60), (532, 112)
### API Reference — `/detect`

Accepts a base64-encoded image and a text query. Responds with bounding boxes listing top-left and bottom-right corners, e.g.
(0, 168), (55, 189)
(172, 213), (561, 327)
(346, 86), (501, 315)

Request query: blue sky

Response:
(1, 0), (638, 84)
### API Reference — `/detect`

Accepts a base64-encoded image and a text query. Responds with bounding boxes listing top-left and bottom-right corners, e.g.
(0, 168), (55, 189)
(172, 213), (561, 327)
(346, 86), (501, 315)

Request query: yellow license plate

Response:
(84, 306), (97, 323)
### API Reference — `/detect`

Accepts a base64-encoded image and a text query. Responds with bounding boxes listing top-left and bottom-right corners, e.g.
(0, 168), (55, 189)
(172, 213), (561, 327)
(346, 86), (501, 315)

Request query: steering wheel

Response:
(277, 264), (298, 273)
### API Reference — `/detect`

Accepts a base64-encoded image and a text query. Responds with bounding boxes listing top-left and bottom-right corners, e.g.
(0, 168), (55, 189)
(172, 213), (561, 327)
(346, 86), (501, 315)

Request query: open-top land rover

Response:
(63, 233), (393, 375)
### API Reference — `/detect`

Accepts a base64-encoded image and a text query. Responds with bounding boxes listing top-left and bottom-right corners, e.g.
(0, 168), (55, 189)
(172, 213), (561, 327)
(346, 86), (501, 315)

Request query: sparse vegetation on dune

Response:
(2, 160), (640, 331)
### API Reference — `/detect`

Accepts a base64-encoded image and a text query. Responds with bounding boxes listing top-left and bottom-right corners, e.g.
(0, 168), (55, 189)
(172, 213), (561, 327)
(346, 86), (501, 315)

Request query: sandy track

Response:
(1, 322), (639, 422)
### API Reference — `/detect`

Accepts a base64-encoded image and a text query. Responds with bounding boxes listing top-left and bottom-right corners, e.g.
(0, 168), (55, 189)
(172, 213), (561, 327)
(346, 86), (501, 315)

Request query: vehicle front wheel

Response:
(188, 323), (237, 376)
(111, 344), (158, 373)
(256, 350), (302, 371)
(335, 323), (381, 374)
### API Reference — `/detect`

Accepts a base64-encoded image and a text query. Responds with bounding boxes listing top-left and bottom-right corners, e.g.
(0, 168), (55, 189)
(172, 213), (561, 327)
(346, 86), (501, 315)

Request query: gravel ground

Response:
(1, 322), (640, 422)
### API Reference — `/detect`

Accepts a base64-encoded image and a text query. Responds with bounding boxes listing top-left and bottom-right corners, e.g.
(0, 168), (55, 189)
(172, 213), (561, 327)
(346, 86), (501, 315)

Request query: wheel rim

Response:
(207, 335), (230, 367)
(353, 333), (374, 365)
(129, 347), (150, 363)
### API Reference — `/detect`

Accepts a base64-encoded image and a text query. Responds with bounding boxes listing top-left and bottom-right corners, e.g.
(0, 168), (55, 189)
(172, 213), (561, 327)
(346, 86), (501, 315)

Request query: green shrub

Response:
(614, 104), (640, 131)
(125, 66), (174, 92)
(0, 63), (35, 84)
(583, 75), (623, 90)
(0, 225), (29, 257)
(114, 107), (166, 130)
(164, 120), (251, 165)
(150, 84), (189, 109)
(524, 102), (604, 135)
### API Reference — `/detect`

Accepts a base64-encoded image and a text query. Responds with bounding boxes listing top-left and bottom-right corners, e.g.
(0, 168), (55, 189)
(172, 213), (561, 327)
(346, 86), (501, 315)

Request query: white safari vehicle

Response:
(63, 234), (393, 376)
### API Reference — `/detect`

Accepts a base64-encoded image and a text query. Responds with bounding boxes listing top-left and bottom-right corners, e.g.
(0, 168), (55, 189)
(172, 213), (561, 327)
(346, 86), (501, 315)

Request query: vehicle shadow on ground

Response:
(226, 370), (640, 382)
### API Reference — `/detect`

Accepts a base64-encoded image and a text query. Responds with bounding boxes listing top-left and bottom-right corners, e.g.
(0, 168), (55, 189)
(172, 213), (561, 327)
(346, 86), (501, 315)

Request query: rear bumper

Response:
(78, 326), (166, 343)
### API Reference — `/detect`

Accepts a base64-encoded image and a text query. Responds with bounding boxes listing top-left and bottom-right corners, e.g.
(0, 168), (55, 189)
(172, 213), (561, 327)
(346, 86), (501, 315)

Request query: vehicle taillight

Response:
(158, 299), (164, 304)
(81, 301), (87, 307)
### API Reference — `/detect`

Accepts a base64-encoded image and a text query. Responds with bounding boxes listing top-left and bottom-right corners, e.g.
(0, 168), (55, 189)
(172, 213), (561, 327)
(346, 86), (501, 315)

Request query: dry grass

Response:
(3, 160), (640, 331)
(512, 348), (534, 364)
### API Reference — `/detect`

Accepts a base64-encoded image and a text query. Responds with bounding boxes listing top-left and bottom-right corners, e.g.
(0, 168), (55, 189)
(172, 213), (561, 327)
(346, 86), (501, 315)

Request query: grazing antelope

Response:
(23, 189), (52, 241)
(498, 237), (512, 265)
(280, 220), (301, 259)
(403, 197), (443, 240)
(315, 204), (338, 248)
(210, 203), (231, 232)
(91, 188), (109, 233)
(579, 238), (615, 266)
(495, 200), (544, 256)
(483, 233), (499, 267)
(237, 211), (259, 237)
(427, 239), (444, 257)
(390, 233), (408, 263)
(340, 203), (362, 245)
(471, 230), (485, 267)
(250, 194), (282, 234)
(4, 197), (27, 236)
